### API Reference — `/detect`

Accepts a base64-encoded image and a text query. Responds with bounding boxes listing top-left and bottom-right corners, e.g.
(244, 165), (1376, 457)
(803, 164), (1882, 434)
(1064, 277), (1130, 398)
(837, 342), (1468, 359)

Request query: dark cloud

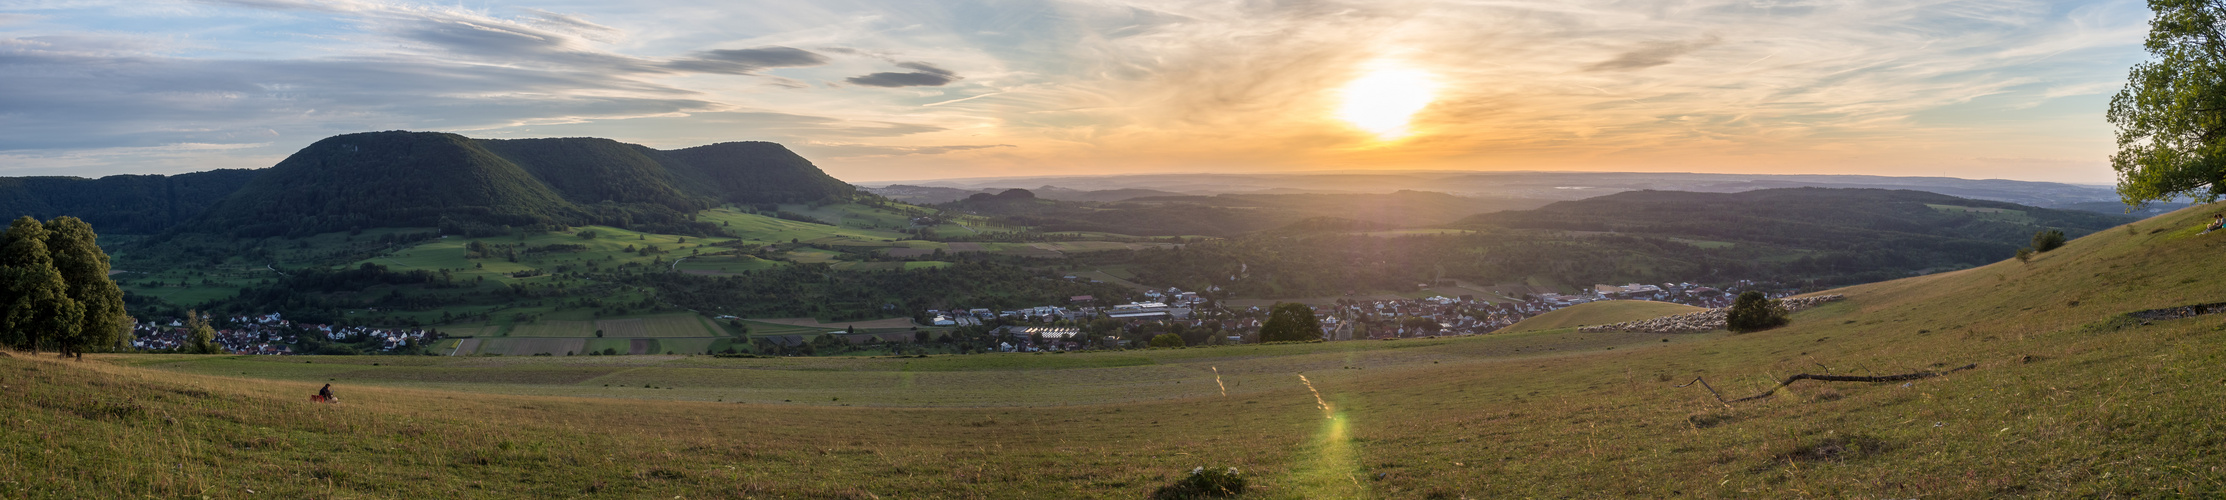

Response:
(0, 38), (717, 151)
(0, 8), (901, 164)
(846, 62), (961, 87)
(895, 62), (955, 76)
(204, 3), (825, 77)
(386, 14), (668, 74)
(667, 47), (832, 74)
(1585, 36), (1721, 71)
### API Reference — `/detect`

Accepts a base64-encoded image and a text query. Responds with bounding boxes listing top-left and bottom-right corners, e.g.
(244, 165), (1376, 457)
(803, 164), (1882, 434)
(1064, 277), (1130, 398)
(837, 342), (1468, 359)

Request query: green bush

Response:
(1725, 291), (1788, 333)
(1258, 303), (1322, 342)
(1148, 333), (1185, 348)
(1152, 467), (1245, 499)
(2032, 229), (2067, 252)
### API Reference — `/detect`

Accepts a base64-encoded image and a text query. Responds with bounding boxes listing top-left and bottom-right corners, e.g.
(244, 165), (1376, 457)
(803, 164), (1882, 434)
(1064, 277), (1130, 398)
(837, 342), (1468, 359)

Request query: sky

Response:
(0, 0), (2156, 184)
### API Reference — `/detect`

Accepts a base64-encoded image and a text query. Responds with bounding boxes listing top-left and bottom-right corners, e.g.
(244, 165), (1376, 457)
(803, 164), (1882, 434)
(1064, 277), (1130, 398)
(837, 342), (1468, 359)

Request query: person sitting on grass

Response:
(318, 383), (337, 403)
(2206, 214), (2225, 235)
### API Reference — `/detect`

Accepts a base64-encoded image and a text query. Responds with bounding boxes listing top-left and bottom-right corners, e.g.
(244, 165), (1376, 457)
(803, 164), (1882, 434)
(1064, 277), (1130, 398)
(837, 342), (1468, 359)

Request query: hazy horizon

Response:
(1, 0), (2151, 185)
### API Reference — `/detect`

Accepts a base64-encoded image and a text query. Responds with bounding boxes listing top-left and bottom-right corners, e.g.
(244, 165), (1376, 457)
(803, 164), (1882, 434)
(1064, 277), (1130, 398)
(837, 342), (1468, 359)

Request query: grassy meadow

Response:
(16, 205), (2226, 497)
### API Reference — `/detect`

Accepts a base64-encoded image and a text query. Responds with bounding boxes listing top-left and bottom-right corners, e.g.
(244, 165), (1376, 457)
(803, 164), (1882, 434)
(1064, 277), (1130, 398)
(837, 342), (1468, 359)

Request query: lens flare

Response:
(1335, 60), (1439, 140)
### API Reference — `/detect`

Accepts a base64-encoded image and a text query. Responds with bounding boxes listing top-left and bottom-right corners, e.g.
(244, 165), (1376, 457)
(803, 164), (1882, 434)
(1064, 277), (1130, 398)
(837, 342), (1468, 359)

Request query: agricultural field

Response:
(590, 314), (724, 338)
(1925, 203), (2034, 221)
(504, 320), (598, 338)
(778, 248), (843, 263)
(472, 338), (589, 356)
(1668, 237), (1736, 249)
(775, 202), (922, 231)
(112, 266), (274, 308)
(748, 316), (919, 330)
(692, 207), (908, 242)
(672, 254), (784, 275)
(1027, 241), (1179, 253)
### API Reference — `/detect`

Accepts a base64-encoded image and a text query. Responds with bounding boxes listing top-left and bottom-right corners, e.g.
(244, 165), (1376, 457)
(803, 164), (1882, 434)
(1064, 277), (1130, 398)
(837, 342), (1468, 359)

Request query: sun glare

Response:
(1335, 61), (1439, 140)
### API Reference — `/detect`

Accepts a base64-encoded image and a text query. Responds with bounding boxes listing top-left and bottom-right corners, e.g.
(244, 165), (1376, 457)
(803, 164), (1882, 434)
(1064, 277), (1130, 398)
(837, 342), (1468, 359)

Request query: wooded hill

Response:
(155, 131), (857, 238)
(1458, 187), (2130, 267)
(1103, 188), (2140, 297)
(0, 170), (259, 235)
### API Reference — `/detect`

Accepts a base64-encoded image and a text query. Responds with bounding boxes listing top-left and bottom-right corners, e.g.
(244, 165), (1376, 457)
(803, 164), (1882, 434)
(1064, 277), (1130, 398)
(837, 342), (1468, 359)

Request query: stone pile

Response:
(2127, 301), (2226, 321)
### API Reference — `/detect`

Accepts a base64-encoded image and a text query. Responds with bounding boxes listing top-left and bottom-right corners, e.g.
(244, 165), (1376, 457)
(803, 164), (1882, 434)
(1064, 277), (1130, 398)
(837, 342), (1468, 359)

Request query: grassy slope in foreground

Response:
(10, 206), (2226, 497)
(1496, 299), (1707, 334)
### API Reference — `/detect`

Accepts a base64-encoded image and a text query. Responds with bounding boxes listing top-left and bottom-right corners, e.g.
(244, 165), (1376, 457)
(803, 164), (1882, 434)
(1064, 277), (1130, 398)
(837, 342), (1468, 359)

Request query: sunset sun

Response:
(1335, 61), (1439, 140)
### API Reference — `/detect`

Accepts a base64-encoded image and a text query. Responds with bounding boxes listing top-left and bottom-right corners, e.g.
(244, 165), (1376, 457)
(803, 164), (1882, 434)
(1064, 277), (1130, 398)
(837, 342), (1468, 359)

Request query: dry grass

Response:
(10, 205), (2226, 497)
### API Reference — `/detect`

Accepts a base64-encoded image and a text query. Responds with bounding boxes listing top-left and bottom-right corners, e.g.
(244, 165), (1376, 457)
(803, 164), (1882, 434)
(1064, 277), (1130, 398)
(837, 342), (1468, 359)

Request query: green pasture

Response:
(1668, 237), (1735, 249)
(1927, 203), (2037, 224)
(672, 254), (784, 274)
(776, 203), (919, 231)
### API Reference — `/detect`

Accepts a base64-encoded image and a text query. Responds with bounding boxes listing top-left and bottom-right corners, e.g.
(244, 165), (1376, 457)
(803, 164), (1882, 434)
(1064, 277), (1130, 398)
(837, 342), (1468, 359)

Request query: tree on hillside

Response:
(1258, 302), (1322, 342)
(0, 216), (82, 354)
(44, 217), (128, 357)
(183, 310), (219, 354)
(1149, 333), (1185, 348)
(1725, 291), (1789, 333)
(2031, 229), (2067, 253)
(2110, 0), (2226, 205)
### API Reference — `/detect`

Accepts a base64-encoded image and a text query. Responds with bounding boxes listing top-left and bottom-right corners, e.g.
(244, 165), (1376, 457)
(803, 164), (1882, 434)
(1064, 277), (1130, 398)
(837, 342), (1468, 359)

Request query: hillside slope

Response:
(181, 131), (856, 237)
(1496, 300), (1706, 334)
(12, 203), (2226, 497)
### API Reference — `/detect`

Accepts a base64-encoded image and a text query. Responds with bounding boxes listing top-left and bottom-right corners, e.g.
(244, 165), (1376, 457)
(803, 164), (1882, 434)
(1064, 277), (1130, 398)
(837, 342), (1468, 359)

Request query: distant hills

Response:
(190, 132), (856, 237)
(1119, 188), (2140, 297)
(947, 189), (1545, 236)
(866, 184), (1188, 204)
(0, 169), (260, 234)
(0, 131), (856, 237)
(1457, 188), (2129, 248)
(870, 171), (2145, 212)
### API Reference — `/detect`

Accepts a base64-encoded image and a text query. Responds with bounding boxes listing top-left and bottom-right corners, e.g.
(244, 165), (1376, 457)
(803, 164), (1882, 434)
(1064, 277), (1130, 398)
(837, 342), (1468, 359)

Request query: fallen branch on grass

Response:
(1681, 363), (1978, 406)
(1674, 376), (1733, 409)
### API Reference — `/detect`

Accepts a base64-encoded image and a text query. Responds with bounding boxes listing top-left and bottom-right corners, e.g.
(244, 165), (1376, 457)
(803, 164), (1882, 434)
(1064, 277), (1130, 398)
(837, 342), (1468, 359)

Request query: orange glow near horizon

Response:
(1335, 61), (1439, 140)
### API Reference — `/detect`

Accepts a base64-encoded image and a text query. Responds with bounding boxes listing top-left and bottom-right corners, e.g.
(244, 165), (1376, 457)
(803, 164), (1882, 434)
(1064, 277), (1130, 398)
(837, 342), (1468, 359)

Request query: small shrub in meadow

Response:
(1152, 467), (1244, 499)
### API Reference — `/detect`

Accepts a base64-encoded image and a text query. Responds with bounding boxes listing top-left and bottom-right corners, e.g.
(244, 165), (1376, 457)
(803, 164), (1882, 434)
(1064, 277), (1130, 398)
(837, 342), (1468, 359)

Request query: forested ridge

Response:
(1095, 188), (2140, 297)
(1459, 188), (2128, 248)
(173, 131), (858, 238)
(0, 170), (259, 235)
